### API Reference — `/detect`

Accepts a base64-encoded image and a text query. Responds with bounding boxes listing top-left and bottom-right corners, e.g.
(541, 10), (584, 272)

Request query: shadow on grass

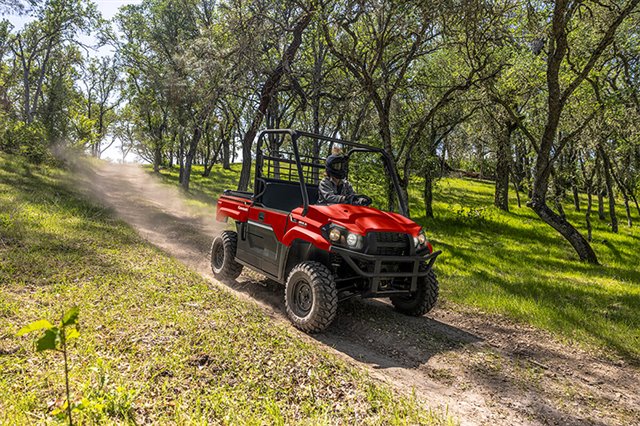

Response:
(602, 239), (623, 260)
(421, 212), (562, 251)
(514, 283), (639, 362)
(448, 263), (640, 364)
(411, 206), (640, 363)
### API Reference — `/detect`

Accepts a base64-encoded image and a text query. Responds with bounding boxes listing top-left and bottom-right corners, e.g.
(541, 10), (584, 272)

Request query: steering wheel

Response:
(355, 195), (372, 206)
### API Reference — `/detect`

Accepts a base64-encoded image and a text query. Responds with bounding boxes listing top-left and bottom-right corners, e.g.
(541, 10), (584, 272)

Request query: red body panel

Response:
(216, 196), (250, 222)
(249, 206), (289, 238)
(217, 194), (423, 249)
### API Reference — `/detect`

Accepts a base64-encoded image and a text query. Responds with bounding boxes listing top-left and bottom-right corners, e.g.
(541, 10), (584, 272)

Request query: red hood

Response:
(299, 204), (422, 236)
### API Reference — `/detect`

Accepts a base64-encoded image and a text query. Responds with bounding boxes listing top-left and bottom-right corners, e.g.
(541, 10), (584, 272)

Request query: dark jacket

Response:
(317, 176), (355, 205)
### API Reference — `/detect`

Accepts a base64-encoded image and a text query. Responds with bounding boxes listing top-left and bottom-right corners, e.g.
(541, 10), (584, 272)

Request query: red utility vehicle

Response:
(212, 129), (441, 332)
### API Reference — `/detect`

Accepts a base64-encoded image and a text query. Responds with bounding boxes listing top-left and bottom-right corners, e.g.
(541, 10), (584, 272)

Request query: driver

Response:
(317, 150), (370, 206)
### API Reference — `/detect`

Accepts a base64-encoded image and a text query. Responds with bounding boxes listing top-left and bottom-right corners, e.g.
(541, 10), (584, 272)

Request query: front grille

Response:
(367, 232), (409, 256)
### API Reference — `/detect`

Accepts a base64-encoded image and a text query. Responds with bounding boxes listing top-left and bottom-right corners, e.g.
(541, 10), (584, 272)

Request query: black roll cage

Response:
(254, 129), (408, 217)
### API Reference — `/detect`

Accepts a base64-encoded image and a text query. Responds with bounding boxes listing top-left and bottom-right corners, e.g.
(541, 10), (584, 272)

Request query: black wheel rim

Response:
(291, 279), (313, 317)
(212, 239), (224, 271)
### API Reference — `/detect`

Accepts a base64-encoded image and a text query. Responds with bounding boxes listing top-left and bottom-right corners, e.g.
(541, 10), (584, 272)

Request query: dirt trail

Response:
(74, 161), (640, 426)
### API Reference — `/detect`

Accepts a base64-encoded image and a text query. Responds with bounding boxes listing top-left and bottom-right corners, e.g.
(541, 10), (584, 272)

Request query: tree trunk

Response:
(623, 196), (632, 227)
(311, 32), (324, 183)
(631, 193), (640, 217)
(477, 138), (485, 179)
(494, 122), (514, 211)
(153, 142), (162, 173)
(512, 177), (521, 208)
(527, 98), (598, 262)
(529, 197), (598, 263)
(232, 132), (237, 163)
(424, 170), (433, 218)
(203, 139), (223, 177)
(554, 198), (566, 219)
(222, 138), (230, 170)
(202, 125), (223, 177)
(237, 10), (314, 191)
(610, 159), (633, 228)
(598, 189), (605, 220)
(379, 112), (396, 210)
(598, 145), (618, 233)
(586, 189), (593, 242)
(513, 140), (526, 192)
(553, 178), (566, 219)
(596, 161), (605, 219)
(572, 183), (580, 212)
(524, 0), (639, 264)
(30, 38), (54, 122)
(387, 176), (400, 212)
(182, 126), (202, 192)
(183, 155), (193, 190)
(580, 155), (596, 243)
(178, 132), (186, 184)
(378, 111), (409, 215)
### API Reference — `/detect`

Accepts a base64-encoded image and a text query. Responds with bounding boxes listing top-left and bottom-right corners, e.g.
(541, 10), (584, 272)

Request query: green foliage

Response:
(16, 319), (54, 337)
(0, 0), (100, 158)
(17, 307), (80, 350)
(17, 306), (80, 424)
(0, 121), (50, 164)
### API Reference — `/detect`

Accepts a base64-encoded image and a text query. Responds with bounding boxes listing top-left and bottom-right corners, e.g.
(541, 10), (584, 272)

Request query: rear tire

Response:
(285, 262), (337, 333)
(210, 231), (243, 281)
(390, 268), (439, 316)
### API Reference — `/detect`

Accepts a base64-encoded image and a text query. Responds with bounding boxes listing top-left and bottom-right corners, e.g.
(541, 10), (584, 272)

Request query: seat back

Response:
(259, 180), (318, 212)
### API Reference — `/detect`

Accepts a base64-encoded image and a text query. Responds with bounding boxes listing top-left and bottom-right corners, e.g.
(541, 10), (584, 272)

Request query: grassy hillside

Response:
(0, 154), (450, 425)
(154, 164), (640, 363)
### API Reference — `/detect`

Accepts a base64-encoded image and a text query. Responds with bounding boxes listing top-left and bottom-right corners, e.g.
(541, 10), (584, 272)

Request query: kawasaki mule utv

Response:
(211, 129), (441, 333)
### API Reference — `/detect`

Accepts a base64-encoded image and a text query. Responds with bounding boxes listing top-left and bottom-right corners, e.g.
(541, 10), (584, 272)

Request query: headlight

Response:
(418, 232), (426, 245)
(345, 232), (361, 248)
(414, 230), (428, 248)
(345, 232), (363, 250)
(323, 224), (363, 250)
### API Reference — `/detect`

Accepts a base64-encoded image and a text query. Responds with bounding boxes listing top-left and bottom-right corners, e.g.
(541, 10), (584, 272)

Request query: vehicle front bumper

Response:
(330, 246), (442, 297)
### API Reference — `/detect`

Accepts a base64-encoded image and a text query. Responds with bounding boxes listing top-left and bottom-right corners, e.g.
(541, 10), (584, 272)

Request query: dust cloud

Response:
(70, 159), (227, 266)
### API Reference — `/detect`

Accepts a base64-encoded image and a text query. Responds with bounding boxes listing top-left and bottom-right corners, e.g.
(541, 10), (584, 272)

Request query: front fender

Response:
(282, 226), (330, 251)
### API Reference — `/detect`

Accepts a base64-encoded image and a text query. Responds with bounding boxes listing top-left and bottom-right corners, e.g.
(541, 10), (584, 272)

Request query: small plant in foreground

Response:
(17, 306), (80, 425)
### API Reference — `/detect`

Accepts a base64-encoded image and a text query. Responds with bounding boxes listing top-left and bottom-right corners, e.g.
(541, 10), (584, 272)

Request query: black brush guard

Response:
(331, 246), (442, 297)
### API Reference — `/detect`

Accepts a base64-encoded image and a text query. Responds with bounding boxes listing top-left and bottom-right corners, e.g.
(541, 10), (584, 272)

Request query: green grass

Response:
(414, 177), (639, 363)
(154, 164), (640, 363)
(0, 154), (451, 425)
